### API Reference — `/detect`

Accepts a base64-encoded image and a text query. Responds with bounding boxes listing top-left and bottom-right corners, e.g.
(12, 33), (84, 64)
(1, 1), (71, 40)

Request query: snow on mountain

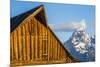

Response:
(64, 31), (95, 62)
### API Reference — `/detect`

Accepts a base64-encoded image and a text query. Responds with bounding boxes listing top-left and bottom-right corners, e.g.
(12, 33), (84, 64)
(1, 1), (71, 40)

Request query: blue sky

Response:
(11, 0), (95, 42)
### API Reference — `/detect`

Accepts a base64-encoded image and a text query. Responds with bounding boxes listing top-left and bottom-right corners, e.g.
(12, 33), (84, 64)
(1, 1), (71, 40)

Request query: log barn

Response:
(10, 5), (78, 66)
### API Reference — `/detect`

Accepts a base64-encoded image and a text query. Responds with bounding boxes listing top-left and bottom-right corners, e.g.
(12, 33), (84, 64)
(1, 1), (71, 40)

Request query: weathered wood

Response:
(13, 30), (19, 61)
(10, 33), (14, 61)
(34, 18), (38, 60)
(25, 22), (31, 61)
(47, 30), (50, 61)
(22, 25), (27, 61)
(10, 6), (77, 66)
(18, 27), (23, 61)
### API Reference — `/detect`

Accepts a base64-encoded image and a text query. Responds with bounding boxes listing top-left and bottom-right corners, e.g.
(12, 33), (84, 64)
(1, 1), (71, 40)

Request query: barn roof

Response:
(11, 5), (47, 32)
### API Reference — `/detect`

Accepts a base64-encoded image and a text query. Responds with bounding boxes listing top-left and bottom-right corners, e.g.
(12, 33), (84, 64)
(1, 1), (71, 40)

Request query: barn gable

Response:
(11, 5), (47, 32)
(10, 5), (78, 66)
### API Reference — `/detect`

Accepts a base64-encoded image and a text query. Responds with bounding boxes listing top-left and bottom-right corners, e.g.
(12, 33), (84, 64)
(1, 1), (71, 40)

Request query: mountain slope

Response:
(64, 31), (95, 62)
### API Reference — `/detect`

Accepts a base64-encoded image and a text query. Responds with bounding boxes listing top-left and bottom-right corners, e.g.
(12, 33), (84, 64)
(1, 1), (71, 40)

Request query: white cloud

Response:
(49, 19), (87, 32)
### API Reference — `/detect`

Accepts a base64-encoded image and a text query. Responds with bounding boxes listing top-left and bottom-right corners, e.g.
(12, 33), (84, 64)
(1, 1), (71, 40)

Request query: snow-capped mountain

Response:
(64, 31), (95, 62)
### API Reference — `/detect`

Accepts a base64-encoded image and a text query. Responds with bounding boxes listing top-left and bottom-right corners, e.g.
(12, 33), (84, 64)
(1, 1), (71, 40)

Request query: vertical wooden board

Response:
(41, 24), (43, 36)
(42, 39), (45, 61)
(52, 36), (54, 61)
(61, 47), (64, 60)
(65, 53), (68, 62)
(46, 30), (48, 61)
(25, 22), (31, 61)
(47, 30), (49, 61)
(33, 18), (38, 60)
(38, 23), (42, 61)
(18, 27), (23, 61)
(62, 47), (64, 60)
(62, 48), (66, 60)
(59, 43), (61, 60)
(10, 35), (12, 61)
(62, 48), (66, 61)
(63, 49), (67, 60)
(55, 40), (57, 60)
(22, 25), (27, 61)
(65, 51), (67, 60)
(54, 39), (56, 61)
(31, 18), (35, 61)
(13, 30), (18, 61)
(44, 28), (48, 61)
(59, 44), (61, 60)
(37, 21), (39, 35)
(31, 18), (34, 34)
(51, 34), (53, 61)
(34, 18), (38, 60)
(42, 24), (44, 36)
(61, 46), (63, 60)
(42, 37), (44, 60)
(51, 35), (54, 61)
(65, 51), (67, 59)
(29, 20), (32, 60)
(38, 21), (42, 60)
(31, 35), (35, 61)
(42, 25), (44, 36)
(40, 24), (44, 60)
(37, 21), (40, 59)
(45, 27), (47, 36)
(41, 25), (48, 60)
(28, 20), (32, 34)
(56, 41), (58, 60)
(47, 30), (50, 62)
(54, 37), (56, 61)
(26, 34), (31, 61)
(27, 20), (32, 60)
(45, 27), (48, 36)
(57, 41), (59, 60)
(39, 37), (42, 61)
(42, 24), (44, 60)
(43, 25), (45, 36)
(10, 33), (14, 61)
(37, 36), (40, 60)
(38, 21), (41, 36)
(46, 37), (48, 61)
(49, 33), (52, 61)
(44, 26), (47, 36)
(53, 36), (56, 61)
(37, 21), (39, 60)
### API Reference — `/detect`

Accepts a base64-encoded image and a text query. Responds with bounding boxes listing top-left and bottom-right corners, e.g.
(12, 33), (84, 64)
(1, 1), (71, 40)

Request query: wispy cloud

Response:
(49, 19), (87, 32)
